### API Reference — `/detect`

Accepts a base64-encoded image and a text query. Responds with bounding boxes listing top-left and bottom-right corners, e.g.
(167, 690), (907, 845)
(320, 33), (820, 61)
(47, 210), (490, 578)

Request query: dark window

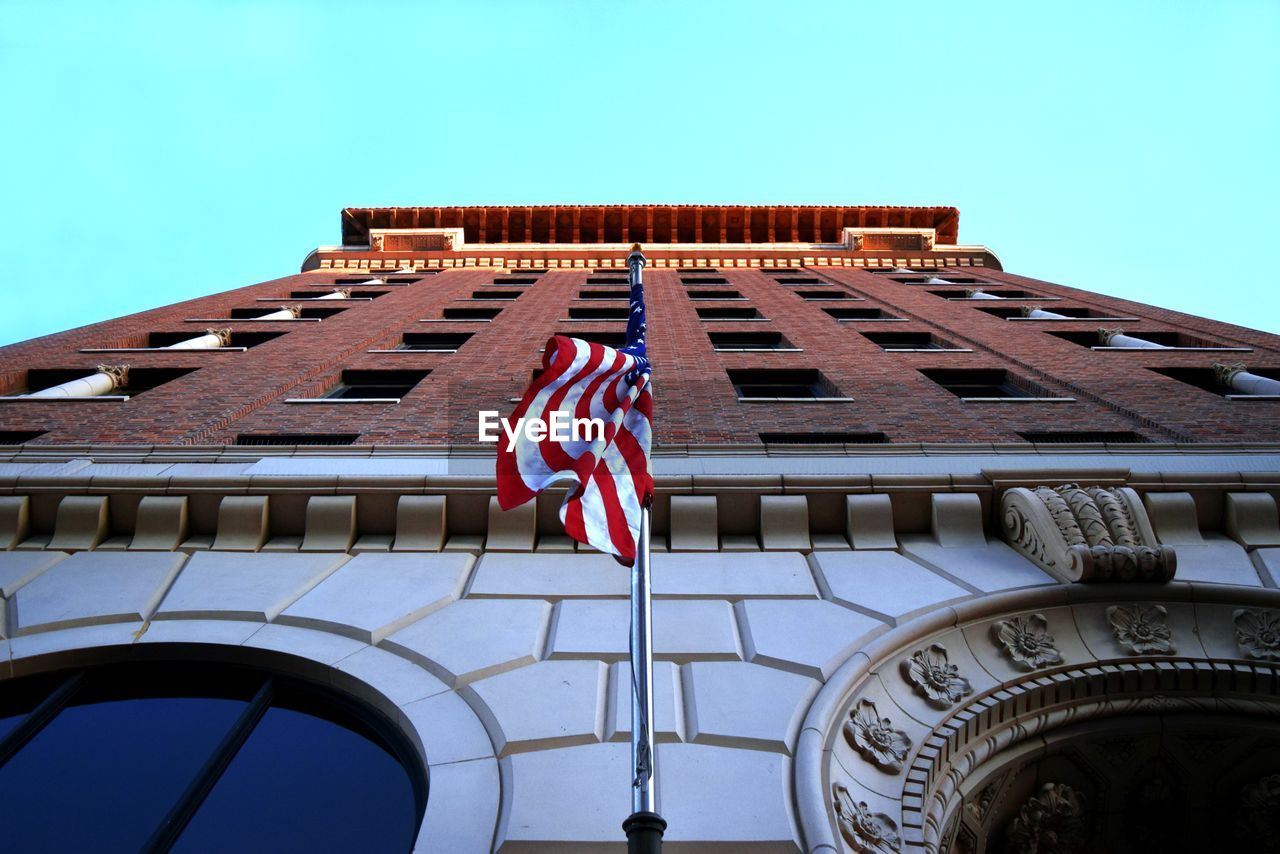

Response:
(928, 289), (1034, 299)
(1049, 330), (1228, 349)
(559, 330), (628, 348)
(229, 306), (347, 319)
(760, 431), (889, 444)
(399, 333), (473, 352)
(148, 331), (285, 349)
(0, 663), (422, 853)
(324, 369), (429, 401)
(681, 268), (719, 274)
(1018, 431), (1151, 443)
(567, 306), (630, 320)
(824, 307), (899, 321)
(708, 331), (795, 351)
(586, 276), (629, 285)
(1150, 366), (1280, 396)
(441, 306), (502, 320)
(577, 290), (629, 300)
(920, 368), (1051, 399)
(697, 306), (763, 320)
(334, 275), (422, 285)
(773, 277), (823, 285)
(469, 290), (521, 300)
(728, 368), (842, 400)
(979, 305), (1103, 320)
(493, 277), (539, 285)
(796, 290), (855, 300)
(0, 430), (45, 444)
(22, 367), (195, 397)
(891, 276), (984, 285)
(861, 331), (958, 350)
(688, 289), (744, 300)
(235, 433), (359, 446)
(291, 290), (388, 300)
(680, 276), (729, 285)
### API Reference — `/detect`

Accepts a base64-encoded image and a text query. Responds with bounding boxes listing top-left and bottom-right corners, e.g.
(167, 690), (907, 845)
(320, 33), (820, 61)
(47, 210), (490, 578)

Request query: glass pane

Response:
(0, 668), (254, 852)
(174, 688), (418, 854)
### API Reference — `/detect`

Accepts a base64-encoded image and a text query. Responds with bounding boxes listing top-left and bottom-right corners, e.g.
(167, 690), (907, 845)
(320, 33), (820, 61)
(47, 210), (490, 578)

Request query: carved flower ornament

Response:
(832, 783), (901, 853)
(1233, 609), (1280, 662)
(992, 613), (1064, 670)
(902, 643), (972, 707)
(843, 699), (912, 773)
(1106, 604), (1176, 655)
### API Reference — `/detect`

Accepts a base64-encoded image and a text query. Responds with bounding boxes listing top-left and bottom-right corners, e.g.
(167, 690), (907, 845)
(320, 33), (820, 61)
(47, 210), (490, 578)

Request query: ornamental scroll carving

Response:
(1000, 484), (1176, 583)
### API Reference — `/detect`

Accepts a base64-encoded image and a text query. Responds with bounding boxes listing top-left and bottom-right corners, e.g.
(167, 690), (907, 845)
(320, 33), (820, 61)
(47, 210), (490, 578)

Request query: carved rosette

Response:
(1107, 604), (1176, 655)
(206, 327), (234, 347)
(96, 364), (130, 391)
(832, 783), (902, 853)
(902, 644), (972, 708)
(1232, 608), (1280, 661)
(992, 613), (1063, 670)
(843, 699), (912, 773)
(1000, 484), (1176, 583)
(1004, 783), (1086, 854)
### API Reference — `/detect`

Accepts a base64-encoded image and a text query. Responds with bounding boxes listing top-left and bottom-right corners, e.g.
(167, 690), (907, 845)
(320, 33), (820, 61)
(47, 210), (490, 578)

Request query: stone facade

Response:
(1, 206), (1279, 852)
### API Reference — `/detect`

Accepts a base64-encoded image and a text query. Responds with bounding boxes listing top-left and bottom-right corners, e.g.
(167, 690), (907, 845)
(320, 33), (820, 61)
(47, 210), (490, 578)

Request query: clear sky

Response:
(1, 1), (1277, 347)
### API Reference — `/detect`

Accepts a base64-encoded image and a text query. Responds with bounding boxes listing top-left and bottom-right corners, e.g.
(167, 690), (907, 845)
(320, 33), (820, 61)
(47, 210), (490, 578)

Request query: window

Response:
(0, 430), (45, 444)
(469, 290), (522, 300)
(891, 276), (984, 285)
(796, 290), (857, 300)
(978, 306), (1132, 320)
(861, 331), (964, 351)
(441, 306), (502, 321)
(760, 431), (889, 444)
(697, 306), (763, 321)
(493, 277), (539, 285)
(0, 662), (422, 852)
(577, 290), (629, 300)
(398, 333), (473, 352)
(681, 276), (729, 285)
(290, 290), (389, 300)
(229, 306), (347, 320)
(334, 275), (422, 285)
(147, 331), (285, 349)
(567, 306), (630, 320)
(586, 276), (629, 285)
(824, 307), (901, 321)
(928, 289), (1036, 299)
(559, 330), (628, 348)
(322, 369), (429, 401)
(1018, 430), (1151, 443)
(920, 368), (1063, 401)
(20, 367), (195, 397)
(235, 433), (359, 445)
(772, 276), (823, 285)
(708, 331), (798, 351)
(1048, 330), (1239, 350)
(728, 368), (845, 401)
(687, 289), (745, 300)
(1150, 366), (1280, 397)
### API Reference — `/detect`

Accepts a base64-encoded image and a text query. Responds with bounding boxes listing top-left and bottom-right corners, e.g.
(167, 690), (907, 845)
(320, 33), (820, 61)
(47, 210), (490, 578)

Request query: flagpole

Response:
(622, 245), (666, 853)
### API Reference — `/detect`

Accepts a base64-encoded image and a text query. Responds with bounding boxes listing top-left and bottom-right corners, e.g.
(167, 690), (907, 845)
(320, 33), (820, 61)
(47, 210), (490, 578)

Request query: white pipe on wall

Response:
(257, 304), (303, 320)
(313, 288), (352, 301)
(1216, 363), (1280, 396)
(965, 288), (1003, 300)
(163, 327), (233, 350)
(1099, 328), (1166, 349)
(1021, 305), (1069, 319)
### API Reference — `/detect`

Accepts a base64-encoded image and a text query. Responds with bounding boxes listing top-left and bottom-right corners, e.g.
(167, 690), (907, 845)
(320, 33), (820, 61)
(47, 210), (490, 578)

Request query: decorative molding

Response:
(1000, 484), (1176, 582)
(96, 364), (130, 390)
(1107, 604), (1176, 655)
(206, 327), (234, 346)
(844, 698), (913, 773)
(843, 227), (936, 252)
(833, 783), (902, 853)
(902, 643), (972, 708)
(991, 613), (1063, 670)
(369, 228), (465, 252)
(1233, 608), (1280, 661)
(1003, 783), (1086, 854)
(1215, 361), (1247, 388)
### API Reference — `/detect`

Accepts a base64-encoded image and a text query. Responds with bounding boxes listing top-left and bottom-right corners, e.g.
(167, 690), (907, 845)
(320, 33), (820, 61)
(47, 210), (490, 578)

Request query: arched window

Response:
(0, 661), (425, 853)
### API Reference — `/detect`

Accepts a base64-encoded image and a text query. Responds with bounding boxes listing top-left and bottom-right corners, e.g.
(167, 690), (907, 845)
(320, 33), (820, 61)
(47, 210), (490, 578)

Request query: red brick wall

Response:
(1, 263), (1278, 445)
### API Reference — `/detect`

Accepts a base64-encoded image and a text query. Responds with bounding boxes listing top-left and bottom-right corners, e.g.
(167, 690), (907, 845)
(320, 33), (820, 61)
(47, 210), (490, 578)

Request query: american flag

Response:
(496, 334), (653, 564)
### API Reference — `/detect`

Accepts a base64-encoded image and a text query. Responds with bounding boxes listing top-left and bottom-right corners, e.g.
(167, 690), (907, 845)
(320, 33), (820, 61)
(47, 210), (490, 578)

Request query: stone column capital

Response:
(95, 364), (130, 390)
(1215, 362), (1248, 387)
(207, 327), (234, 346)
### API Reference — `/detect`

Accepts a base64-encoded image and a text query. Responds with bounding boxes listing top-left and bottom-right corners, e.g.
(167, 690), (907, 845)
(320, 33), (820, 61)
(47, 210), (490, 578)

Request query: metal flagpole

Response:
(622, 245), (666, 853)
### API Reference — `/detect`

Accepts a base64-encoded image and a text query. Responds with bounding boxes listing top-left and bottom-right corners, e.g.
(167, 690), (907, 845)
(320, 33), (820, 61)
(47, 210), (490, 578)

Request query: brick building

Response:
(0, 205), (1279, 852)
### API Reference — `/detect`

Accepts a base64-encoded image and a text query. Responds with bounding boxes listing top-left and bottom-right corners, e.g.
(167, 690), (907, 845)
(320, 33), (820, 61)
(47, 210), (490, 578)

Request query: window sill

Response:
(802, 297), (866, 302)
(560, 318), (630, 323)
(1006, 316), (1138, 322)
(79, 347), (248, 353)
(1090, 346), (1252, 352)
(1225, 394), (1280, 401)
(366, 349), (457, 354)
(884, 348), (973, 353)
(834, 317), (907, 323)
(184, 317), (322, 322)
(698, 318), (771, 323)
(255, 297), (373, 302)
(0, 395), (130, 402)
(458, 298), (519, 302)
(420, 318), (494, 323)
(284, 398), (402, 404)
(737, 397), (854, 403)
(714, 347), (804, 353)
(959, 396), (1075, 403)
(945, 296), (1058, 302)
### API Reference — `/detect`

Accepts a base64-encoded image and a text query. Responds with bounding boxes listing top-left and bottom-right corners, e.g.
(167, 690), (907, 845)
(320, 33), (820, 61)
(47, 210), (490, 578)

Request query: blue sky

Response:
(1, 1), (1277, 346)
